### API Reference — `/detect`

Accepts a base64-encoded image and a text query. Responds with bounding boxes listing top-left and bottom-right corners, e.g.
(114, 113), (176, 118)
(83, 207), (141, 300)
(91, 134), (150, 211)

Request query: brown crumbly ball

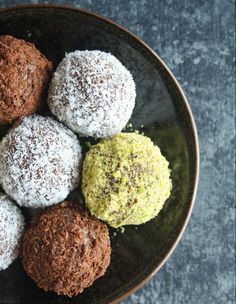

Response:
(21, 201), (111, 297)
(0, 35), (53, 124)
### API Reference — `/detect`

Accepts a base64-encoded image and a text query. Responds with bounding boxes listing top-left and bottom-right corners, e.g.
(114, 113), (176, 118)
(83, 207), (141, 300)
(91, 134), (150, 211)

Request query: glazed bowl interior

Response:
(0, 5), (199, 304)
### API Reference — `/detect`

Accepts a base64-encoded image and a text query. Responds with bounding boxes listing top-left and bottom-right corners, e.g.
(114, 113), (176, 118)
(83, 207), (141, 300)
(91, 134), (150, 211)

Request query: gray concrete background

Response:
(0, 1), (235, 303)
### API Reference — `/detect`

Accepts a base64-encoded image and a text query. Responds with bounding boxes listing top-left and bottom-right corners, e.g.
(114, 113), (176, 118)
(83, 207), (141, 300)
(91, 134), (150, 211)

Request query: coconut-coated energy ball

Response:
(0, 115), (82, 208)
(0, 194), (25, 270)
(48, 50), (136, 138)
(0, 35), (53, 124)
(21, 201), (111, 297)
(82, 133), (172, 228)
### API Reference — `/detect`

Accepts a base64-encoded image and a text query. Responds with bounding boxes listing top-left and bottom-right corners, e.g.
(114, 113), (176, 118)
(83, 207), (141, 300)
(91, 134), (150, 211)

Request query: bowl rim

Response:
(0, 4), (200, 304)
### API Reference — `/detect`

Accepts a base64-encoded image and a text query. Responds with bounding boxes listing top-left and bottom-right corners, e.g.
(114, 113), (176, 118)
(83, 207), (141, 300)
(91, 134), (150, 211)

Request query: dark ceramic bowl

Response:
(0, 4), (199, 304)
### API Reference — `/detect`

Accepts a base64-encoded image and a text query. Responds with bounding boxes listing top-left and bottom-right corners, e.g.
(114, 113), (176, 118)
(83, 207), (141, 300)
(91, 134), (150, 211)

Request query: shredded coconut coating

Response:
(0, 194), (25, 270)
(0, 115), (82, 208)
(21, 201), (111, 297)
(48, 50), (136, 138)
(82, 133), (172, 228)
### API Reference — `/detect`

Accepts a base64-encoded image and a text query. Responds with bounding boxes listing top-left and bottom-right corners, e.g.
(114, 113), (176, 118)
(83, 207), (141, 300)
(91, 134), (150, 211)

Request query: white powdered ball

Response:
(0, 115), (82, 208)
(48, 50), (136, 138)
(0, 194), (25, 270)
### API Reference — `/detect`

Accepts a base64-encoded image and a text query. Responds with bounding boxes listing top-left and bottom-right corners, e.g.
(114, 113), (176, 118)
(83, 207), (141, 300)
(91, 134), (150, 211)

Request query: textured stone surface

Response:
(1, 1), (235, 303)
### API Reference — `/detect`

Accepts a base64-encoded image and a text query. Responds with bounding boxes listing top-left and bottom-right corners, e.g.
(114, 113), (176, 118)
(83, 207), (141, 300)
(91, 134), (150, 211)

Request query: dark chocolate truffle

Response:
(21, 201), (111, 297)
(0, 35), (53, 124)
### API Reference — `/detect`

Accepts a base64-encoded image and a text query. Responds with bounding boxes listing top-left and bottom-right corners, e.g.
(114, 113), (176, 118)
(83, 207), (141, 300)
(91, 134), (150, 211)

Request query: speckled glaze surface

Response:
(0, 1), (235, 304)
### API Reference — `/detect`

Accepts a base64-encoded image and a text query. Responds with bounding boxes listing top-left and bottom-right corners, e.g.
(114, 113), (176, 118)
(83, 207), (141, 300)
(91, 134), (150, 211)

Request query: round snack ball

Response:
(0, 115), (82, 208)
(48, 50), (136, 138)
(0, 35), (53, 124)
(21, 200), (111, 297)
(0, 194), (25, 270)
(82, 133), (172, 228)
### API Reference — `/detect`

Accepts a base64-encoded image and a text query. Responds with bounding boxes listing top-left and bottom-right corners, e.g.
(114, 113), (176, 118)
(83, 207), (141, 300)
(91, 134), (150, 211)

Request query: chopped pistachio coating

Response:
(82, 133), (172, 228)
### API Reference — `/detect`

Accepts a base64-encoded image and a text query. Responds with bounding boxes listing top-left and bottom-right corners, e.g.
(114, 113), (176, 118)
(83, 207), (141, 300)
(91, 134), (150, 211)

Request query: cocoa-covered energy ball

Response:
(21, 201), (111, 297)
(0, 194), (25, 270)
(0, 35), (53, 124)
(0, 115), (82, 208)
(48, 50), (136, 138)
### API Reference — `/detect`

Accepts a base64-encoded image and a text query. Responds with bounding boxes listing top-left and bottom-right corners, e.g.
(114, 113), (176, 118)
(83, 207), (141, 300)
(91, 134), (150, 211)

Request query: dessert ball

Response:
(0, 115), (82, 208)
(0, 35), (53, 124)
(48, 50), (136, 138)
(21, 201), (111, 297)
(0, 194), (25, 270)
(82, 133), (172, 228)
